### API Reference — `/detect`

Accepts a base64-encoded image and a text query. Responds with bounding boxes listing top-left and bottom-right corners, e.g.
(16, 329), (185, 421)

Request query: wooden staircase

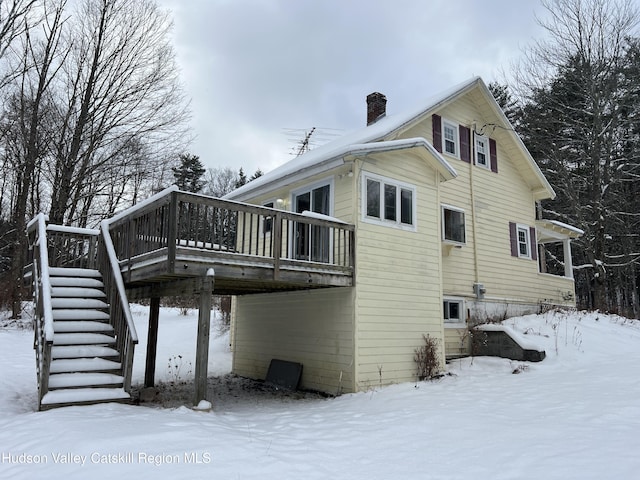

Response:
(40, 267), (131, 409)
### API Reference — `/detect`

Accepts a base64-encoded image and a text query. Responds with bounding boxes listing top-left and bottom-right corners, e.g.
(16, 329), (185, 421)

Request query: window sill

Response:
(444, 322), (467, 329)
(442, 242), (464, 256)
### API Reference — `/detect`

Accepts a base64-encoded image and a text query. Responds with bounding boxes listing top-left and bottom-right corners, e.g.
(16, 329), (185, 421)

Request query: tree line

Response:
(0, 0), (262, 317)
(496, 0), (640, 318)
(1, 0), (638, 320)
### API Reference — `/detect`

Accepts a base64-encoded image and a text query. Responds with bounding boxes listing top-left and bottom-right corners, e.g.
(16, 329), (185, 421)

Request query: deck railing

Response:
(26, 214), (54, 406)
(97, 221), (138, 391)
(108, 188), (355, 279)
(26, 215), (138, 404)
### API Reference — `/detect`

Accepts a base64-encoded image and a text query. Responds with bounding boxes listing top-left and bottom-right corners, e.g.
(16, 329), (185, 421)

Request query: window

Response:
(443, 120), (458, 157)
(363, 174), (415, 229)
(509, 222), (537, 261)
(517, 225), (530, 258)
(475, 135), (489, 168)
(442, 206), (465, 244)
(263, 201), (274, 233)
(444, 299), (464, 324)
(292, 181), (332, 262)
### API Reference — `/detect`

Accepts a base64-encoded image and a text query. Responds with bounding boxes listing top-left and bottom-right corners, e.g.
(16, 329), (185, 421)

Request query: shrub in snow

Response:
(414, 334), (441, 380)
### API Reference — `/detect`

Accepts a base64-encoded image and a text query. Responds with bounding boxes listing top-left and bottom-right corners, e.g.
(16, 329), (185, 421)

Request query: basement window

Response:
(444, 299), (464, 325)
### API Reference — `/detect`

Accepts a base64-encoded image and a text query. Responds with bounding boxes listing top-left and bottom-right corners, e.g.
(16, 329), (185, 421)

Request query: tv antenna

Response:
(283, 127), (342, 157)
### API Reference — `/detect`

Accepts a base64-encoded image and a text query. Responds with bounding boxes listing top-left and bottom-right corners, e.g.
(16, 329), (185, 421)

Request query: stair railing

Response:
(98, 220), (138, 391)
(26, 213), (54, 406)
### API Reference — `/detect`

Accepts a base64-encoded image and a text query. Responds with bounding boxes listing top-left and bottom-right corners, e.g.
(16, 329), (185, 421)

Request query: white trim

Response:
(516, 224), (531, 259)
(261, 199), (276, 235)
(290, 176), (335, 214)
(290, 177), (335, 262)
(443, 296), (465, 326)
(474, 134), (490, 169)
(441, 204), (466, 245)
(361, 171), (417, 232)
(442, 119), (459, 159)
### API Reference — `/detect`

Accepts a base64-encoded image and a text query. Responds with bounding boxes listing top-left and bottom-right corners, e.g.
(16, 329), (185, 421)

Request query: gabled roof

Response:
(225, 77), (554, 201)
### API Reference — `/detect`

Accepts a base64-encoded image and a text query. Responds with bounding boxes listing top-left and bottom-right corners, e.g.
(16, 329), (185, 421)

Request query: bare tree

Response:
(202, 167), (239, 198)
(0, 0), (39, 83)
(47, 0), (190, 225)
(2, 0), (67, 317)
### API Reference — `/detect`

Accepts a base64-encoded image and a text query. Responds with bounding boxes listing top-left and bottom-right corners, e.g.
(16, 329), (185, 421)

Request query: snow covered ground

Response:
(1, 307), (639, 479)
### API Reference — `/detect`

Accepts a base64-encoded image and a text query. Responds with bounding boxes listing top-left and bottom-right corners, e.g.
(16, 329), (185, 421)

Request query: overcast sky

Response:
(156, 0), (549, 176)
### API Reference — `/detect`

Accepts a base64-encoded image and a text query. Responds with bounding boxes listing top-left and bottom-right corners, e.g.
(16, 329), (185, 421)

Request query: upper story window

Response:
(432, 114), (499, 173)
(443, 120), (458, 157)
(363, 173), (416, 230)
(442, 205), (466, 244)
(475, 135), (490, 169)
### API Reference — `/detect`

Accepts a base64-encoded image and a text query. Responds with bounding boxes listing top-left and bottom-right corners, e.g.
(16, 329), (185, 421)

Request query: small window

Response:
(384, 184), (396, 221)
(363, 174), (416, 229)
(263, 202), (274, 233)
(517, 226), (530, 258)
(475, 135), (489, 168)
(443, 120), (458, 157)
(444, 299), (464, 324)
(442, 206), (466, 244)
(366, 179), (380, 218)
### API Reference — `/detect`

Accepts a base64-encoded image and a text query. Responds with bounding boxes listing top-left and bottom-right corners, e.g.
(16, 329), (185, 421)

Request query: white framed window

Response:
(444, 298), (465, 325)
(291, 178), (334, 262)
(362, 172), (416, 230)
(517, 224), (530, 259)
(475, 134), (490, 169)
(442, 205), (466, 244)
(442, 120), (459, 157)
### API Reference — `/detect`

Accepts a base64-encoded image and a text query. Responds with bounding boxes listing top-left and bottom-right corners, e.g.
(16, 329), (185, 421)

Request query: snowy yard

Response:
(1, 306), (639, 479)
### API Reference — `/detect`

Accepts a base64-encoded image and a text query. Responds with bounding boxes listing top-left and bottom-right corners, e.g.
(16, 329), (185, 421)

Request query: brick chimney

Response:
(366, 92), (387, 125)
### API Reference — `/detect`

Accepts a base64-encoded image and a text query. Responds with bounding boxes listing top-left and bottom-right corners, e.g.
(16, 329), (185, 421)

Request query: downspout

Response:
(469, 131), (480, 287)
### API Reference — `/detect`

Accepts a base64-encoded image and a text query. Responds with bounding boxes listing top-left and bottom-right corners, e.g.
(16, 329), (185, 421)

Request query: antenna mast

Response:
(295, 127), (315, 157)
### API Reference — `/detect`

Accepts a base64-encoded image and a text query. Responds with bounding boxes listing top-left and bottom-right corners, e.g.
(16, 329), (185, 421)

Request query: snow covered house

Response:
(224, 76), (581, 394)
(26, 76), (582, 410)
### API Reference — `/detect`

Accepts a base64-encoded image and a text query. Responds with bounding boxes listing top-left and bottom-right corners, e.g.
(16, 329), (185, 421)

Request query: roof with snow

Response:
(224, 77), (554, 202)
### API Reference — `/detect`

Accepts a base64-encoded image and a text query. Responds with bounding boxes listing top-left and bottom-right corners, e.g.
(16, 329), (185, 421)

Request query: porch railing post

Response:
(167, 192), (178, 273)
(273, 212), (282, 280)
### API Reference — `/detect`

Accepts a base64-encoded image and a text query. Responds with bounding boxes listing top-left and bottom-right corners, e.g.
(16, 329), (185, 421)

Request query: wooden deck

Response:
(108, 189), (355, 299)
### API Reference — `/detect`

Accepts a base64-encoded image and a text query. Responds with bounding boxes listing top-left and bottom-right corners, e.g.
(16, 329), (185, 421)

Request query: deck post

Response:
(272, 213), (282, 280)
(194, 269), (215, 406)
(144, 297), (161, 388)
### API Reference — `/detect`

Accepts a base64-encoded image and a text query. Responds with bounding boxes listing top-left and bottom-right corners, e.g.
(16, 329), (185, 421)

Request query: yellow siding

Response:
(353, 151), (445, 390)
(230, 82), (578, 387)
(444, 327), (470, 358)
(403, 94), (575, 313)
(232, 287), (355, 394)
(231, 167), (357, 394)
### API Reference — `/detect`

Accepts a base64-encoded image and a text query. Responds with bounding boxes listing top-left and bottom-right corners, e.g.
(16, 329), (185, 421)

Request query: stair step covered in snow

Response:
(36, 266), (133, 409)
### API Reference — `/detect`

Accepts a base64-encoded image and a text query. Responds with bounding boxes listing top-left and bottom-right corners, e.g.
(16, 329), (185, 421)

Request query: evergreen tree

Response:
(515, 0), (640, 316)
(488, 82), (520, 126)
(235, 167), (248, 189)
(249, 169), (263, 181)
(172, 153), (205, 192)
